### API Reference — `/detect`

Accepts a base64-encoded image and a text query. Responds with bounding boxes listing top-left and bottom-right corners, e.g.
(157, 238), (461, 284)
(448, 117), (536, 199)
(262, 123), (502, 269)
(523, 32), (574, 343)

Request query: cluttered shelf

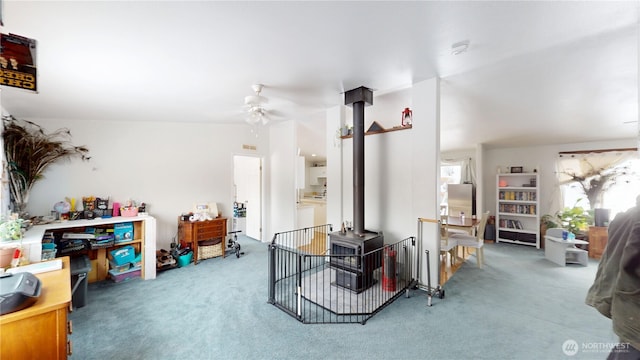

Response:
(13, 216), (157, 282)
(340, 123), (412, 139)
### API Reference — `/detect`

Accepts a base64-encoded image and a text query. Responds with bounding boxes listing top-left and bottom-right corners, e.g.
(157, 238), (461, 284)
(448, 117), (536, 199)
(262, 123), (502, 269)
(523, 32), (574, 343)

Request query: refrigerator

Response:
(447, 183), (475, 217)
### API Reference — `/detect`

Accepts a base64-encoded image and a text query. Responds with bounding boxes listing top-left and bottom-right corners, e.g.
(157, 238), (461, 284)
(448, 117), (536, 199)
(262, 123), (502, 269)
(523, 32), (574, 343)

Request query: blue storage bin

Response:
(131, 253), (142, 268)
(110, 245), (135, 266)
(114, 222), (134, 243)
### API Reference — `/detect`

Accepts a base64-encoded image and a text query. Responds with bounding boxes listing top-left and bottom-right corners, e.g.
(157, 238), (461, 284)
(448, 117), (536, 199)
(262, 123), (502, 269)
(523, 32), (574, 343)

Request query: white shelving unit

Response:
(496, 173), (540, 248)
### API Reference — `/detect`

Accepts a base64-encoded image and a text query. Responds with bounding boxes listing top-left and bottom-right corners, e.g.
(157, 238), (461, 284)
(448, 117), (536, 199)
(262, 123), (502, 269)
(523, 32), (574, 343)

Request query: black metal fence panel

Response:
(268, 225), (417, 324)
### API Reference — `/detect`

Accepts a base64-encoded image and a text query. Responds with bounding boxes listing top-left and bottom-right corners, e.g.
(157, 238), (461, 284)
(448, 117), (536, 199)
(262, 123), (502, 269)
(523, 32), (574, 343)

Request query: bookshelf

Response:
(496, 173), (540, 248)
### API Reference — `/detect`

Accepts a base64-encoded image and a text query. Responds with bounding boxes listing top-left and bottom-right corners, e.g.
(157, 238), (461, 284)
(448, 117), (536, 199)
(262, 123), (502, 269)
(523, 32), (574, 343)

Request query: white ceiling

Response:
(1, 1), (638, 159)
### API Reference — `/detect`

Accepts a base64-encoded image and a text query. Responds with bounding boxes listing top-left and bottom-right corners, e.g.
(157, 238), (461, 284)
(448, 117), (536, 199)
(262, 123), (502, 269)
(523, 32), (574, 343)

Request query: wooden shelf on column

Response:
(340, 124), (412, 139)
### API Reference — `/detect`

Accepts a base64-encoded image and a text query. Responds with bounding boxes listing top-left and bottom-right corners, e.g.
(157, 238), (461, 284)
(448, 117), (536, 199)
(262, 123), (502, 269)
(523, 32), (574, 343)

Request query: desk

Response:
(1, 257), (72, 359)
(444, 216), (478, 235)
(545, 236), (589, 266)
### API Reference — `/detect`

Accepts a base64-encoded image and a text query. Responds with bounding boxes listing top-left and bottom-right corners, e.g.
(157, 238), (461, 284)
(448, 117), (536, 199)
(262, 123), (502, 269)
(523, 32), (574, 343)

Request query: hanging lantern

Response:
(401, 107), (412, 127)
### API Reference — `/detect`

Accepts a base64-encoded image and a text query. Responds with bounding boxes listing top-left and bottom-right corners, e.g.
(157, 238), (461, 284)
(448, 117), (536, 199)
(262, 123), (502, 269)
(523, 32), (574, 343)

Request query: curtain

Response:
(442, 157), (476, 185)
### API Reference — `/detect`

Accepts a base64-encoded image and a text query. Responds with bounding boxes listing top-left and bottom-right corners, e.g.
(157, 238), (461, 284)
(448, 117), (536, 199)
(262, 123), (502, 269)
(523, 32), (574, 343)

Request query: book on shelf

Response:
(500, 219), (524, 229)
(62, 232), (96, 239)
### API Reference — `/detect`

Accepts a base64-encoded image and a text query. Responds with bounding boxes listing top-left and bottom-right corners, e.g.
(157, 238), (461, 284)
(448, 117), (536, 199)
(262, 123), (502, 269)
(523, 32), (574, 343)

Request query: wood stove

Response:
(329, 86), (384, 293)
(330, 230), (383, 292)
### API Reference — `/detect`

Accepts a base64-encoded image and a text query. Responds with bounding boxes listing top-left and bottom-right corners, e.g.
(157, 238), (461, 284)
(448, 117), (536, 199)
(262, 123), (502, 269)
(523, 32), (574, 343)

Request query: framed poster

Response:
(510, 166), (523, 173)
(0, 32), (37, 92)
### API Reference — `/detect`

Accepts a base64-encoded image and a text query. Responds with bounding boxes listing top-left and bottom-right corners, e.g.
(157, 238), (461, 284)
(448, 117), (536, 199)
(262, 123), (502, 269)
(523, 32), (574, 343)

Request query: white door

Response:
(234, 155), (262, 241)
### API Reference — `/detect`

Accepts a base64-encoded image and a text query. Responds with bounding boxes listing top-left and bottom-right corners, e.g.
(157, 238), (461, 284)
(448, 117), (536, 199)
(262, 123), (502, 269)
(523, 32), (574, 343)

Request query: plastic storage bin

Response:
(70, 255), (92, 308)
(110, 245), (135, 265)
(114, 222), (134, 243)
(41, 243), (57, 260)
(109, 266), (141, 283)
(177, 252), (193, 267)
(109, 260), (131, 273)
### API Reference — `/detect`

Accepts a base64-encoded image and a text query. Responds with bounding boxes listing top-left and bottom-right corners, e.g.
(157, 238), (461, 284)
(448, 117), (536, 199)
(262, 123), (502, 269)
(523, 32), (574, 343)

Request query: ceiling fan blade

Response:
(268, 109), (287, 118)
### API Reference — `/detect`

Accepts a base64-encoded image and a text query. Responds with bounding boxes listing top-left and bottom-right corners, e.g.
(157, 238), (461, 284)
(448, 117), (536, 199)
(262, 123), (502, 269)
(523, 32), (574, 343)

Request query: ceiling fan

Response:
(244, 84), (276, 125)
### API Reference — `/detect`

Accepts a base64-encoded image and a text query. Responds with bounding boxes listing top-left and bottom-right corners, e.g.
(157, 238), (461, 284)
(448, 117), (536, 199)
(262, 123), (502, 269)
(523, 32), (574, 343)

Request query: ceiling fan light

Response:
(246, 111), (261, 124)
(244, 94), (268, 106)
(243, 84), (271, 126)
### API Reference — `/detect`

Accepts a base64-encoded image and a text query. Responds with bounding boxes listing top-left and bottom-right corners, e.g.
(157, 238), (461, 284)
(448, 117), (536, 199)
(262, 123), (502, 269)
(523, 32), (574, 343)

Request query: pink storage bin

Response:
(120, 207), (138, 217)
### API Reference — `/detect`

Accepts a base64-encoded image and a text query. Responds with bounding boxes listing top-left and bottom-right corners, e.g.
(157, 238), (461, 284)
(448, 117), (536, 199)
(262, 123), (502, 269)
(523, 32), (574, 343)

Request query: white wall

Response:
(326, 105), (345, 231)
(482, 138), (637, 219)
(23, 118), (269, 249)
(412, 79), (441, 288)
(268, 120), (297, 239)
(441, 149), (476, 164)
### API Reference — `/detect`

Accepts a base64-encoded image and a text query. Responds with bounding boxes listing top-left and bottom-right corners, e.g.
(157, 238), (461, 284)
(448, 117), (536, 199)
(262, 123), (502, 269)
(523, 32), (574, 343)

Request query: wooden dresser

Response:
(178, 217), (227, 264)
(1, 256), (72, 359)
(588, 226), (608, 259)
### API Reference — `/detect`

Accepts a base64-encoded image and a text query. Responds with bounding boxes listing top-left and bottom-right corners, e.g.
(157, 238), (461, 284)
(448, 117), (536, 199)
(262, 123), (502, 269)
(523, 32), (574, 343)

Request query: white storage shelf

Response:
(5, 215), (157, 280)
(496, 173), (540, 249)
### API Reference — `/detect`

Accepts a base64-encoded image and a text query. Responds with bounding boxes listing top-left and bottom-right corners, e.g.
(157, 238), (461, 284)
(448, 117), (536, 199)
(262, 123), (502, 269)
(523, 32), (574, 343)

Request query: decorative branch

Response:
(2, 115), (90, 212)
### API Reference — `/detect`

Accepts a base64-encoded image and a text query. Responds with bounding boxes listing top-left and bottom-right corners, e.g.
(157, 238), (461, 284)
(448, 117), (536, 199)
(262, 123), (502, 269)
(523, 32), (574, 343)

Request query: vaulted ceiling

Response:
(1, 1), (638, 158)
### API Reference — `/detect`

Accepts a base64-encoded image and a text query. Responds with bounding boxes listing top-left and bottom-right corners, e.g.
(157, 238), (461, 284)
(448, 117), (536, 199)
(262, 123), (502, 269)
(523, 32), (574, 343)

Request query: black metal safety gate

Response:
(268, 224), (417, 324)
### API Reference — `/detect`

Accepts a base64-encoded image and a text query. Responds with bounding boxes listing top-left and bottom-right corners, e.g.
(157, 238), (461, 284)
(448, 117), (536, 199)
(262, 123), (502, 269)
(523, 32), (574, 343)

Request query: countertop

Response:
(300, 197), (326, 204)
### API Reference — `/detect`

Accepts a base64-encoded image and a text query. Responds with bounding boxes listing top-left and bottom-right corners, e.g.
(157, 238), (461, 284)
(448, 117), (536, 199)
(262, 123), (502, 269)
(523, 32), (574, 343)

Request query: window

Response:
(600, 157), (640, 218)
(440, 164), (462, 214)
(558, 150), (640, 220)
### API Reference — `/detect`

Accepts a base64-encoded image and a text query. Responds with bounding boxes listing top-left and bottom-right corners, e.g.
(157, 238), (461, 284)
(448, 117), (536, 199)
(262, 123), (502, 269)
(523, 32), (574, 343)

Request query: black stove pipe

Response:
(344, 86), (373, 237)
(353, 100), (365, 236)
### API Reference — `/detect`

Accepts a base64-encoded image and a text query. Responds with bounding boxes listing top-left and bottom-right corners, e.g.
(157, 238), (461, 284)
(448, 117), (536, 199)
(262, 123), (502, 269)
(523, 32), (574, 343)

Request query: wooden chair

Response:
(440, 217), (458, 275)
(449, 211), (489, 268)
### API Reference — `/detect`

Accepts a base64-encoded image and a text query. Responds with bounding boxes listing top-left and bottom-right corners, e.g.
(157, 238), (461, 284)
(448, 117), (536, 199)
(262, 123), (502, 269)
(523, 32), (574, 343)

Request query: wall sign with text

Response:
(0, 33), (37, 92)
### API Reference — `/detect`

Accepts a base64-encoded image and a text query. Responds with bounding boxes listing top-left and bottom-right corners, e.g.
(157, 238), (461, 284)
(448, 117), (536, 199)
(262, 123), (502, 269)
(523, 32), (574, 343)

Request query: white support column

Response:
(411, 78), (442, 289)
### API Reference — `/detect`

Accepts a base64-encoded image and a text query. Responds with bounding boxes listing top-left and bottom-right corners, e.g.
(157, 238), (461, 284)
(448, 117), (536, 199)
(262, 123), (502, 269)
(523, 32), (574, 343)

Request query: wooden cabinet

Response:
(314, 202), (326, 226)
(588, 226), (608, 259)
(496, 173), (540, 248)
(1, 257), (72, 359)
(178, 217), (227, 264)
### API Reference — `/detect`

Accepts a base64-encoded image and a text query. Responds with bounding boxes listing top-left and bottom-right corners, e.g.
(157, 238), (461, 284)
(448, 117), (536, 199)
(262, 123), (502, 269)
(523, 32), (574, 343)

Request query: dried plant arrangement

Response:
(2, 115), (90, 216)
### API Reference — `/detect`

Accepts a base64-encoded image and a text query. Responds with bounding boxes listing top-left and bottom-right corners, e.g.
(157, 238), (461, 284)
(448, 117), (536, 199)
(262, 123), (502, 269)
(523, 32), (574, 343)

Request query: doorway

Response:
(233, 155), (262, 241)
